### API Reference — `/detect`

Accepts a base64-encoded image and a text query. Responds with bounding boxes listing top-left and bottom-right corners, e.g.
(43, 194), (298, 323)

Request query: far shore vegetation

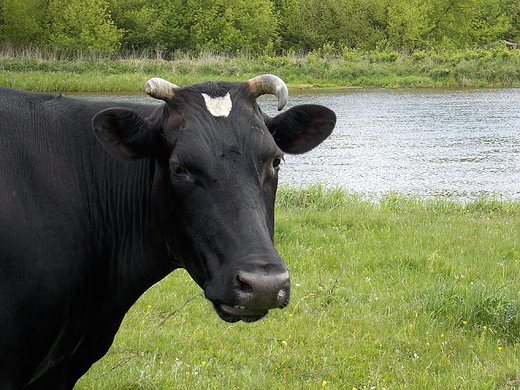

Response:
(2, 0), (519, 90)
(1, 44), (520, 92)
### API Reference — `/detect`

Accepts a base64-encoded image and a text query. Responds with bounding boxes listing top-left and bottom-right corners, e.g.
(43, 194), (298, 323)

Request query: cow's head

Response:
(92, 75), (335, 323)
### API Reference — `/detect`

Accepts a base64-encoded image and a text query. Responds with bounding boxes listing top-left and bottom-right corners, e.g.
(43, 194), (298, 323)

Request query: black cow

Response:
(0, 74), (335, 389)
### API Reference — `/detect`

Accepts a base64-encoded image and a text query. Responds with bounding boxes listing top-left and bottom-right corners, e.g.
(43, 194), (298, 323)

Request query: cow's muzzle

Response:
(214, 270), (291, 323)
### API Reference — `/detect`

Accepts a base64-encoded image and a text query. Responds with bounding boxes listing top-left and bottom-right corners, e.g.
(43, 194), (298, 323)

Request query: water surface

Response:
(264, 88), (520, 200)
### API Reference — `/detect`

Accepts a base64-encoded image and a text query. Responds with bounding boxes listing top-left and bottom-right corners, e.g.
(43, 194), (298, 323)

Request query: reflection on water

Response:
(264, 88), (520, 200)
(70, 87), (520, 200)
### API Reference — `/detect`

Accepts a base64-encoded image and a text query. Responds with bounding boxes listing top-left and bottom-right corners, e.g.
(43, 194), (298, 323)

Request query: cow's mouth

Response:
(215, 303), (268, 323)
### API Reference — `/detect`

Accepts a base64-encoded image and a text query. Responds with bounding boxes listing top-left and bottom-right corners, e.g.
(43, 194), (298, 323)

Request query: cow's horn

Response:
(247, 74), (288, 111)
(144, 77), (179, 101)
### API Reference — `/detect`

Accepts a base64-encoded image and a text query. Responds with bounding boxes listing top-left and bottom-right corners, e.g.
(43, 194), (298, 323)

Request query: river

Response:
(73, 87), (520, 201)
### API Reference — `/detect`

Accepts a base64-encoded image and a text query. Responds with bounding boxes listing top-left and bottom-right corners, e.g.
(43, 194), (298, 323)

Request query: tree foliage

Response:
(0, 0), (518, 54)
(1, 0), (121, 52)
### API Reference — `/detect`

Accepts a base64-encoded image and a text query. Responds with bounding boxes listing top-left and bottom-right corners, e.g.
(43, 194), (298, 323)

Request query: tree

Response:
(386, 0), (430, 50)
(470, 0), (513, 44)
(0, 0), (47, 45)
(177, 0), (279, 53)
(503, 0), (520, 41)
(44, 0), (122, 53)
(415, 0), (517, 48)
(0, 0), (121, 52)
(1, 0), (519, 55)
(106, 0), (279, 55)
(283, 0), (388, 51)
(107, 0), (170, 52)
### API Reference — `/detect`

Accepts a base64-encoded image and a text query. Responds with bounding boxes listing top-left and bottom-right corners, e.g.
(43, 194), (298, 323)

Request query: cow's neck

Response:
(89, 158), (175, 312)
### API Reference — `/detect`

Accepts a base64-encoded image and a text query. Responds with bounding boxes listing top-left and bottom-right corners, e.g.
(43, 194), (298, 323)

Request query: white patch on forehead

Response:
(201, 92), (232, 117)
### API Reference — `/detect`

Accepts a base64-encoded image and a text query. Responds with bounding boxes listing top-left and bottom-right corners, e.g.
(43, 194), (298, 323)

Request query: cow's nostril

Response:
(236, 274), (254, 295)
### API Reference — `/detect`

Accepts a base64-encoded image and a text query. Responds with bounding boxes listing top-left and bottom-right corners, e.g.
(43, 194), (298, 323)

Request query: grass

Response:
(75, 186), (520, 389)
(1, 45), (520, 91)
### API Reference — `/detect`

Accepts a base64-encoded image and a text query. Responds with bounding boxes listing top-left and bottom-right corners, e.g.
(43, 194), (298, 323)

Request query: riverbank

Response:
(1, 46), (520, 91)
(76, 187), (520, 389)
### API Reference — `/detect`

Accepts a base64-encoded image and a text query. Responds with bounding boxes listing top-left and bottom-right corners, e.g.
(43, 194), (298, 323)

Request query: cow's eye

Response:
(170, 162), (189, 176)
(273, 156), (283, 170)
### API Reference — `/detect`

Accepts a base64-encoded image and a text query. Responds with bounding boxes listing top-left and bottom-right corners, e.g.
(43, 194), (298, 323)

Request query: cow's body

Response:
(0, 75), (335, 389)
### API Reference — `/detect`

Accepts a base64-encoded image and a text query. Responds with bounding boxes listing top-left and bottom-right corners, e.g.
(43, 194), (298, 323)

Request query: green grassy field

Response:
(75, 187), (520, 389)
(1, 46), (520, 91)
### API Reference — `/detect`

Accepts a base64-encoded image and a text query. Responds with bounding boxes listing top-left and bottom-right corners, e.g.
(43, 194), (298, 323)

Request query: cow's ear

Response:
(92, 108), (157, 160)
(267, 104), (336, 154)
